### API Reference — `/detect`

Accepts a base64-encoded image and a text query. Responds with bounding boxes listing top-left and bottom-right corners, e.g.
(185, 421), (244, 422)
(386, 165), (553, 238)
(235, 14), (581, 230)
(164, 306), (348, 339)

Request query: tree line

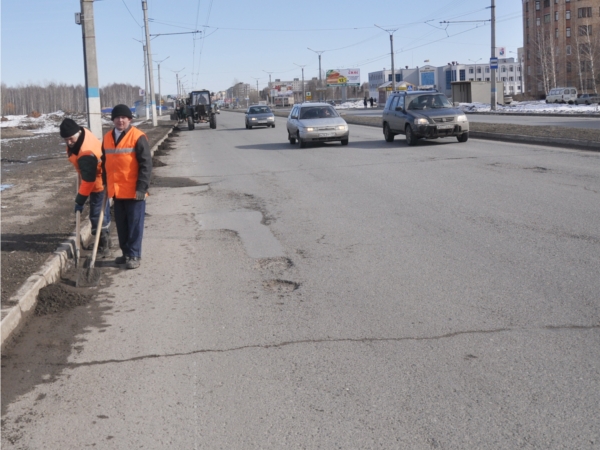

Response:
(1, 82), (144, 116)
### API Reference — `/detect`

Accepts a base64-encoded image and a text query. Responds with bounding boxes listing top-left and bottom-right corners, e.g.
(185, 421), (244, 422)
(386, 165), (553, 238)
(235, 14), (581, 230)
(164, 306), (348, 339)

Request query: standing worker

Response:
(101, 104), (152, 270)
(59, 118), (111, 255)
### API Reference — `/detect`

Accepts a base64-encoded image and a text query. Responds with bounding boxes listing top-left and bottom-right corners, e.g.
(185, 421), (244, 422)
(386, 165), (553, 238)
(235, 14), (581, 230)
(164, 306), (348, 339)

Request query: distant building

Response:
(522, 0), (600, 97)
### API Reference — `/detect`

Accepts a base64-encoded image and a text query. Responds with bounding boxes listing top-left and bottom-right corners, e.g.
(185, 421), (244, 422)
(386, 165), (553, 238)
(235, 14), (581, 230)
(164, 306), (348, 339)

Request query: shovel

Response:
(77, 190), (107, 287)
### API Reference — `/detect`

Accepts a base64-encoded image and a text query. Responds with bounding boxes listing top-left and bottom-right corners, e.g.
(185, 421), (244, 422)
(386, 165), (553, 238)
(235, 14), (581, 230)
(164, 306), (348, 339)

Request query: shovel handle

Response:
(88, 189), (108, 270)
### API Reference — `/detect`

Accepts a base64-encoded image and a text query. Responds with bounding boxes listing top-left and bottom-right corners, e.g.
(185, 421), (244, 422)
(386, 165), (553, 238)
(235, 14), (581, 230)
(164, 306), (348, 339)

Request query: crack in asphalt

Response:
(52, 324), (600, 369)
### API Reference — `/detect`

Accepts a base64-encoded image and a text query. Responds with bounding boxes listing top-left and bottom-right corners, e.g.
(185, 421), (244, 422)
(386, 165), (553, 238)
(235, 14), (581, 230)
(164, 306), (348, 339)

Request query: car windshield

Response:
(249, 106), (272, 114)
(299, 106), (338, 119)
(406, 94), (452, 110)
(191, 92), (210, 106)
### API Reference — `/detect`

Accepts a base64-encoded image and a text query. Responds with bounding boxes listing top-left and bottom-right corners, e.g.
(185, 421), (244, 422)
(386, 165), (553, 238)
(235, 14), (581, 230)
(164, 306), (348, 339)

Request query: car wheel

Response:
(383, 123), (395, 142)
(586, 101), (590, 105)
(341, 138), (349, 146)
(188, 116), (194, 130)
(298, 132), (307, 149)
(272, 124), (276, 128)
(248, 125), (252, 129)
(457, 132), (469, 143)
(405, 125), (418, 146)
(288, 131), (296, 144)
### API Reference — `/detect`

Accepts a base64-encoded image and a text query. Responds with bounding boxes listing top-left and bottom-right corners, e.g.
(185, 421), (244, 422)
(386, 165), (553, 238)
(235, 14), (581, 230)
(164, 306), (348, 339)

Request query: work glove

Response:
(135, 191), (146, 201)
(74, 203), (84, 213)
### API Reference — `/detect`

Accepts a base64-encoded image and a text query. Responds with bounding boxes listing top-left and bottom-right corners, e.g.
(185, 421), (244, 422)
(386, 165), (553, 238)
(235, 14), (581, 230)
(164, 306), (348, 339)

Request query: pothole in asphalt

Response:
(35, 283), (94, 315)
(262, 279), (299, 294)
(254, 257), (294, 272)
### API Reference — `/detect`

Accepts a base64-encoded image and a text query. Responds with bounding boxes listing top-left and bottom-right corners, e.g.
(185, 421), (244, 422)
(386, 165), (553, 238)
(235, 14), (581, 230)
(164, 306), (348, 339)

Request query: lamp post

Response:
(171, 67), (184, 98)
(308, 48), (325, 101)
(294, 63), (306, 103)
(155, 56), (169, 116)
(263, 70), (273, 105)
(142, 0), (157, 126)
(251, 77), (261, 104)
(375, 24), (399, 91)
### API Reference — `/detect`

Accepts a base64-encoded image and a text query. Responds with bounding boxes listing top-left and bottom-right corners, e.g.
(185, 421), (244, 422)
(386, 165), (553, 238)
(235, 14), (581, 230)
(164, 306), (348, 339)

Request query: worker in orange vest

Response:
(101, 104), (152, 270)
(60, 118), (111, 255)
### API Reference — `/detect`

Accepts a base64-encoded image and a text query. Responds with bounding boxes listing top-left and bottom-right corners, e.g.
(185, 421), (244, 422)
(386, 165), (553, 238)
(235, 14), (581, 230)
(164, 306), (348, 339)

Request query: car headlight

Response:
(414, 118), (429, 125)
(456, 114), (468, 122)
(250, 117), (257, 121)
(304, 127), (314, 132)
(337, 125), (347, 130)
(268, 116), (274, 120)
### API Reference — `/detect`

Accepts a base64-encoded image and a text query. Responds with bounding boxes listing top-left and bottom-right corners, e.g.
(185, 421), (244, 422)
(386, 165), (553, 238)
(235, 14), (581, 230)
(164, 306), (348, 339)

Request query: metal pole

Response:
(80, 0), (102, 138)
(142, 0), (157, 126)
(491, 0), (497, 110)
(155, 57), (169, 117)
(390, 34), (396, 91)
(143, 45), (149, 119)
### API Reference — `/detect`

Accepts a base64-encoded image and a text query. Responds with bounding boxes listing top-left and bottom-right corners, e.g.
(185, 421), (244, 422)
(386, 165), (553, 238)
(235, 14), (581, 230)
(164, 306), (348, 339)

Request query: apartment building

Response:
(522, 0), (600, 97)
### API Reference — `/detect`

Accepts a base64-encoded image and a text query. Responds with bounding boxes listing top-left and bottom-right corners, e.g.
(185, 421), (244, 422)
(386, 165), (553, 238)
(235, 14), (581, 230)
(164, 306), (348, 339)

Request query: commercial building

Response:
(522, 0), (600, 97)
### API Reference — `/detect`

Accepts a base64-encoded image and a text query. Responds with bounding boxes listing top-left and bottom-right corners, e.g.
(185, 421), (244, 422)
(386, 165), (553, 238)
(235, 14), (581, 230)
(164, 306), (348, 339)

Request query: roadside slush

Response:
(1, 119), (176, 350)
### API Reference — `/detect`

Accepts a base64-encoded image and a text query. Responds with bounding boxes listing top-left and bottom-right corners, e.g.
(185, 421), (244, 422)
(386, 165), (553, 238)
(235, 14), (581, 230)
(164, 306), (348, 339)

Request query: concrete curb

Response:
(464, 111), (600, 118)
(468, 132), (599, 151)
(1, 125), (174, 351)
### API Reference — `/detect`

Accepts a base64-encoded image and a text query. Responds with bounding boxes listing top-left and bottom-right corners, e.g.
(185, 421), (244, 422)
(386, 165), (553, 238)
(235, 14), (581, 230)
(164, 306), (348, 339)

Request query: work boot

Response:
(98, 231), (111, 257)
(115, 255), (127, 265)
(126, 257), (141, 270)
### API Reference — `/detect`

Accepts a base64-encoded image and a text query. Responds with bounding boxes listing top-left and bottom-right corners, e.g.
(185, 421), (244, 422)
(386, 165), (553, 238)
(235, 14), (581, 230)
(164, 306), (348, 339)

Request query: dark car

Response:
(382, 90), (469, 145)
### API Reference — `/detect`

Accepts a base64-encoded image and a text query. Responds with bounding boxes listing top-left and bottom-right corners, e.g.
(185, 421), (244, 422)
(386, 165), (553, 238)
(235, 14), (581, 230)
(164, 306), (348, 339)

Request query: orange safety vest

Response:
(67, 128), (104, 196)
(103, 127), (147, 199)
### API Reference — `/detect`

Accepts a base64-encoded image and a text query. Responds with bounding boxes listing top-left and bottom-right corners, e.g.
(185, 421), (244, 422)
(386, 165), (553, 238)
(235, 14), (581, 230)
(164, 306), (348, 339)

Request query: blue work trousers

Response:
(89, 190), (111, 235)
(113, 199), (146, 258)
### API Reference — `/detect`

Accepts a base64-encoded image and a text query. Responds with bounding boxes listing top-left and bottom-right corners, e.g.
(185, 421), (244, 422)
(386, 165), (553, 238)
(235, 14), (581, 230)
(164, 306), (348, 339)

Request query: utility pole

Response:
(143, 45), (149, 119)
(491, 0), (497, 110)
(155, 56), (169, 116)
(79, 0), (102, 138)
(375, 25), (398, 91)
(263, 70), (273, 105)
(251, 77), (260, 103)
(294, 63), (306, 103)
(142, 0), (157, 126)
(308, 48), (325, 101)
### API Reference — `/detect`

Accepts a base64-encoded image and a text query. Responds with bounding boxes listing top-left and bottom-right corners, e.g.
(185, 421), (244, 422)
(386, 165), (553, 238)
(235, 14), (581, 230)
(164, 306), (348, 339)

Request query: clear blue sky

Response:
(1, 0), (523, 100)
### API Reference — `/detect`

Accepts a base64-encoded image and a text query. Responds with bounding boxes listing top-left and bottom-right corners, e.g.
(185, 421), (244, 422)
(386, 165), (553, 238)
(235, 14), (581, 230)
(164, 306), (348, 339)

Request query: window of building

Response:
(485, 67), (490, 73)
(556, 28), (559, 37)
(502, 77), (507, 81)
(555, 11), (559, 20)
(566, 27), (571, 37)
(579, 43), (591, 55)
(566, 45), (571, 54)
(566, 61), (572, 72)
(535, 1), (540, 10)
(459, 69), (466, 81)
(510, 66), (514, 72)
(537, 17), (541, 26)
(544, 0), (550, 7)
(544, 14), (551, 23)
(509, 76), (514, 81)
(566, 10), (571, 19)
(469, 67), (474, 74)
(578, 25), (592, 36)
(477, 67), (482, 73)
(486, 77), (490, 81)
(526, 2), (529, 12)
(578, 7), (592, 18)
(501, 66), (506, 72)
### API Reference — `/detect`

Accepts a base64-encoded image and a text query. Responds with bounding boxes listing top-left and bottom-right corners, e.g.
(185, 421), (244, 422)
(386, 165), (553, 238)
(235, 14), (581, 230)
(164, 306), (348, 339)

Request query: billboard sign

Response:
(326, 69), (360, 87)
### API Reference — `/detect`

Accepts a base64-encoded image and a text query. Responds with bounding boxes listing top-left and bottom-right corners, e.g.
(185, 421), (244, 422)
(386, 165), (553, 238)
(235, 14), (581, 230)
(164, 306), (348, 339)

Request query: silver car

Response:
(245, 105), (275, 129)
(286, 103), (349, 148)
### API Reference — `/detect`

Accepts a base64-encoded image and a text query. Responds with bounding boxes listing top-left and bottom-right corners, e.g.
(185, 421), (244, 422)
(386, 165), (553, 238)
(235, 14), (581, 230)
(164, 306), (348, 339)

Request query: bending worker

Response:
(101, 104), (152, 270)
(59, 118), (111, 255)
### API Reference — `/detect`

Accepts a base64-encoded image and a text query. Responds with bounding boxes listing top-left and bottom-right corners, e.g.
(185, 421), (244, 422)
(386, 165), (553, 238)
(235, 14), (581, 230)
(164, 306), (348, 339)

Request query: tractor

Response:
(185, 90), (217, 130)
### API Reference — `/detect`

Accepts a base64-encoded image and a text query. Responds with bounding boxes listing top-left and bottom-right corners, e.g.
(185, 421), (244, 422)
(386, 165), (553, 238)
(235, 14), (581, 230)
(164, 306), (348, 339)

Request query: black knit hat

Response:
(59, 118), (81, 138)
(111, 104), (133, 120)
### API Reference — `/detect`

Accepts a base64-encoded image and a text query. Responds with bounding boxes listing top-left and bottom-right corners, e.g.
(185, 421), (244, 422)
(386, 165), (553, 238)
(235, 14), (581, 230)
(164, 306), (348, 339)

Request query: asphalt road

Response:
(341, 107), (600, 130)
(2, 112), (599, 448)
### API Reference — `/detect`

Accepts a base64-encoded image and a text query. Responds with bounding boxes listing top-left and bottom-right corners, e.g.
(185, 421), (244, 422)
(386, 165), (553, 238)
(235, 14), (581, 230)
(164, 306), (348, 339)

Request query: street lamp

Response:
(294, 63), (306, 103)
(251, 77), (261, 104)
(375, 24), (399, 91)
(308, 48), (325, 101)
(155, 56), (169, 116)
(171, 67), (184, 98)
